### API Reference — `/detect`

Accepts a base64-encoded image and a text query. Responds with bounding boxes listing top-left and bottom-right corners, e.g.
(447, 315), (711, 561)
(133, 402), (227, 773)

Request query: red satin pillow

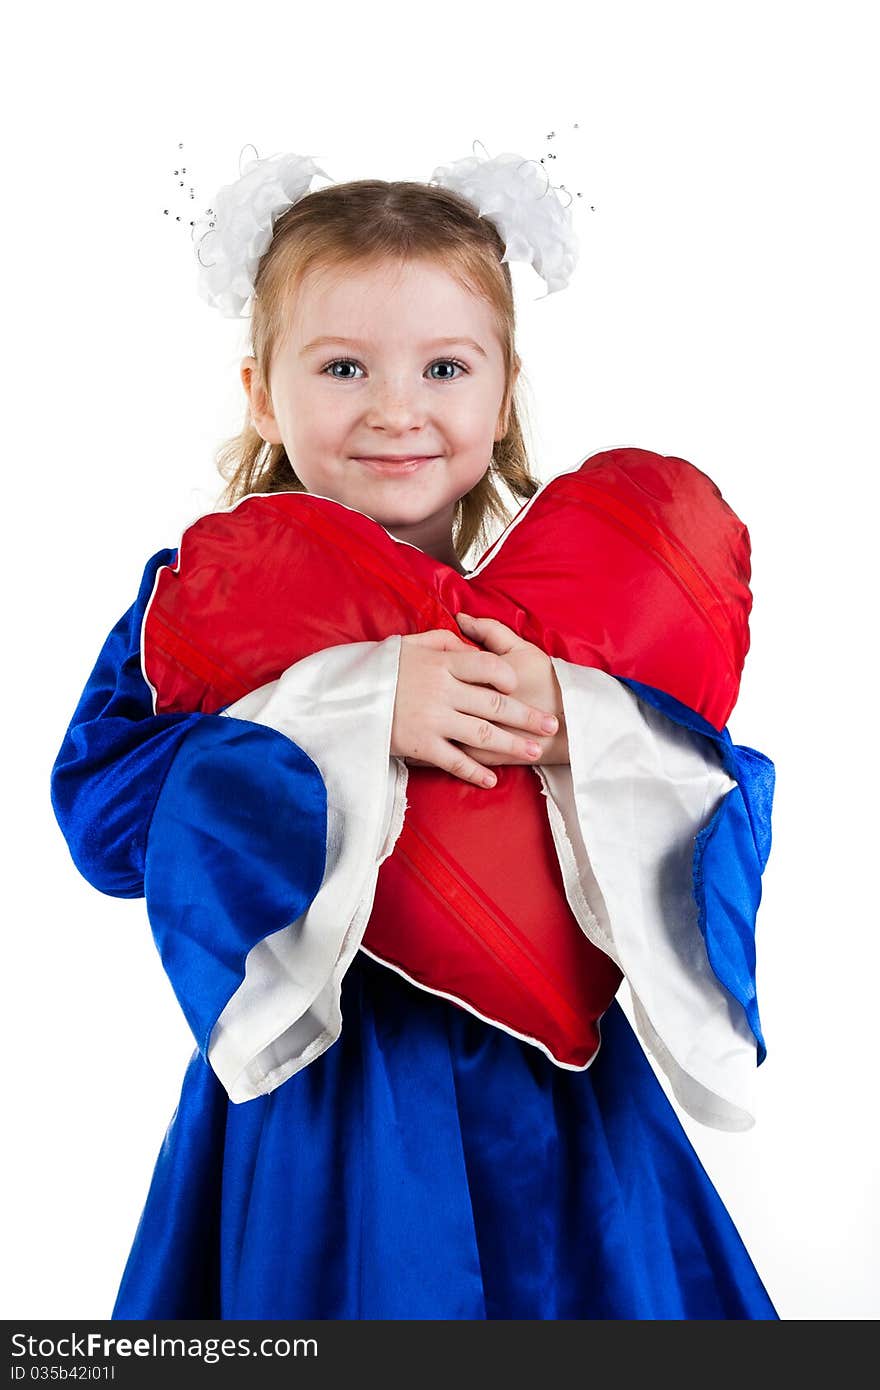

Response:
(142, 447), (751, 1068)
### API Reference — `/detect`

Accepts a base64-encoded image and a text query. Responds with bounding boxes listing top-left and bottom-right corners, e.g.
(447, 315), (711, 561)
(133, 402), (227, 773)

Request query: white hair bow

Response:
(190, 143), (581, 319)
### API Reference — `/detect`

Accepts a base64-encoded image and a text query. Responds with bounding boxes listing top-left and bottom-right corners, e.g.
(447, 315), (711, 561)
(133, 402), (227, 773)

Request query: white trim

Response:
(226, 751), (412, 1103)
(630, 994), (755, 1133)
(531, 764), (618, 964)
(205, 636), (407, 1102)
(139, 561), (166, 717)
(357, 943), (603, 1073)
(540, 657), (757, 1131)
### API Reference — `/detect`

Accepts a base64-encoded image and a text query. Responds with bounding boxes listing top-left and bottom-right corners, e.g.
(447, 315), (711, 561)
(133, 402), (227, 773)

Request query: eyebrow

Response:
(301, 335), (488, 359)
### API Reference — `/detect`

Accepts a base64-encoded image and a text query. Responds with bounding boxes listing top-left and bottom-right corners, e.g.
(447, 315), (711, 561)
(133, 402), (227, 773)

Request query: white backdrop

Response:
(4, 0), (877, 1321)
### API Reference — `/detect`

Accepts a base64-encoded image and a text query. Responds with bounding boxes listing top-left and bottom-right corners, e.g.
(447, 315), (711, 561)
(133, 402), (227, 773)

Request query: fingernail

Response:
(482, 772), (497, 787)
(525, 741), (542, 758)
(541, 716), (558, 733)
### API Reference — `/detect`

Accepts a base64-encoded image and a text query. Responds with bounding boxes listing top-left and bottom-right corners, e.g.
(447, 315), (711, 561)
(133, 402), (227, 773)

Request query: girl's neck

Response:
(384, 511), (465, 574)
(424, 544), (467, 575)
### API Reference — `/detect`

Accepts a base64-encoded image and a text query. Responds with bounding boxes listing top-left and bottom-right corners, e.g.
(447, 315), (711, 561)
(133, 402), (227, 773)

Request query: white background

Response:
(3, 0), (877, 1320)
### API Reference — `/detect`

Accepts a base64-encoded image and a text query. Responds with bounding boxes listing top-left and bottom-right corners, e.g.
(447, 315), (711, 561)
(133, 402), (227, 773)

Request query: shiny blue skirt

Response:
(113, 951), (778, 1320)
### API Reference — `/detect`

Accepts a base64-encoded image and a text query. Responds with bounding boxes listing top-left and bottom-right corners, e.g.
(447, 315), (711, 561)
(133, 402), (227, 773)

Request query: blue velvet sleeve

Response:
(50, 548), (330, 1065)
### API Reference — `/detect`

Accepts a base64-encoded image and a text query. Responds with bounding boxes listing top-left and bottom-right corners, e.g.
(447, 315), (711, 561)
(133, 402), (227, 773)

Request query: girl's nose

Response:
(363, 382), (427, 430)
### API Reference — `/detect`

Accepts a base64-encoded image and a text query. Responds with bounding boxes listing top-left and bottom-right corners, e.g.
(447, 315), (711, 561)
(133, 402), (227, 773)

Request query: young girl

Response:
(51, 148), (778, 1319)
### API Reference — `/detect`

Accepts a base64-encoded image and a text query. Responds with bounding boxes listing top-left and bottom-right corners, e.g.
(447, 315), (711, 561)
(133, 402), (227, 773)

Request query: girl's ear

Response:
(241, 357), (283, 445)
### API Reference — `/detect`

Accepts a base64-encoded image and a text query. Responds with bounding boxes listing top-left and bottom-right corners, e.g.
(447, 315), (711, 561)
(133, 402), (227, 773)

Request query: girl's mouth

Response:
(353, 456), (439, 475)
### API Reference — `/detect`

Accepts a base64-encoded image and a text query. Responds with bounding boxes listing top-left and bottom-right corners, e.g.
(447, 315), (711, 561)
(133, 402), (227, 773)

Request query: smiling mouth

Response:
(353, 455), (439, 473)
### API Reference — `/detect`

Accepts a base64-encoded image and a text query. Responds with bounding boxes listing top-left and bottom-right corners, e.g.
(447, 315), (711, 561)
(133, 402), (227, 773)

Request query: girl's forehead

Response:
(284, 257), (501, 344)
(296, 255), (479, 305)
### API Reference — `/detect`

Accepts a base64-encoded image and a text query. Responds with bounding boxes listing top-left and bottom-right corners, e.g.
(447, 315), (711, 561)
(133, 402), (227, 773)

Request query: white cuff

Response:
(536, 657), (757, 1132)
(207, 636), (409, 1102)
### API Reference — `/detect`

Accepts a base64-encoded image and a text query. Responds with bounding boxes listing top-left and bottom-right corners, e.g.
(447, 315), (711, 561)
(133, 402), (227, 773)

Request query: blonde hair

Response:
(214, 179), (541, 565)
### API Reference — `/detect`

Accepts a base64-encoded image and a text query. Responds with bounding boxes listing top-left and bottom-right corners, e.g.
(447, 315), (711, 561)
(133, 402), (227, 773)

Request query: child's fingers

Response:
(454, 681), (558, 739)
(407, 628), (469, 652)
(454, 741), (537, 769)
(431, 739), (499, 788)
(449, 646), (518, 695)
(455, 613), (519, 653)
(451, 712), (544, 764)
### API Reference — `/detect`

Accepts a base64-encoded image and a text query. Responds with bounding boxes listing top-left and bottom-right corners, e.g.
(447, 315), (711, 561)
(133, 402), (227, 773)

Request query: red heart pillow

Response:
(142, 447), (751, 1068)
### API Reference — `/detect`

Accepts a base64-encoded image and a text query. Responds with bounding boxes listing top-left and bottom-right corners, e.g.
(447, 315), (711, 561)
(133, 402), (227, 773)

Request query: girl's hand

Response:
(391, 629), (560, 788)
(453, 614), (570, 767)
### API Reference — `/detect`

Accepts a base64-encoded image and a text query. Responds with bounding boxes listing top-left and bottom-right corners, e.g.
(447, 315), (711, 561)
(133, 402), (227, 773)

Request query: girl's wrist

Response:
(539, 663), (569, 764)
(538, 720), (569, 765)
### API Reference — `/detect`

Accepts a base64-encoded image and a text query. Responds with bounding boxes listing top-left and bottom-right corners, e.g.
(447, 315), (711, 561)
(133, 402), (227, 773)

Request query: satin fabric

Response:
(541, 662), (764, 1129)
(617, 677), (773, 1063)
(51, 547), (779, 1320)
(139, 453), (774, 1089)
(53, 550), (772, 1100)
(139, 449), (754, 1079)
(51, 548), (328, 909)
(145, 715), (328, 1061)
(144, 448), (752, 731)
(113, 952), (778, 1320)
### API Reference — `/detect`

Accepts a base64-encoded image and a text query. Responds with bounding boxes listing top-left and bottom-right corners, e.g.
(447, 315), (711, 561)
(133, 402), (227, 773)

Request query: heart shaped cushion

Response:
(142, 447), (752, 1068)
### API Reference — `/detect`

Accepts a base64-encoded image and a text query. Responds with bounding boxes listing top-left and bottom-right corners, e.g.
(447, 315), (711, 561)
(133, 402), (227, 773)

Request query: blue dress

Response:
(51, 548), (779, 1320)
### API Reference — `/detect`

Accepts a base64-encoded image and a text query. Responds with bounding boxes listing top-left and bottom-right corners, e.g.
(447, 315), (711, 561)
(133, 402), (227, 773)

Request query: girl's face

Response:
(241, 256), (517, 571)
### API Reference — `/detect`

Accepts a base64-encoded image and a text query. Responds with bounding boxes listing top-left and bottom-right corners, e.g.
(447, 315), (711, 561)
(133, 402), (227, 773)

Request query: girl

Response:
(51, 150), (778, 1319)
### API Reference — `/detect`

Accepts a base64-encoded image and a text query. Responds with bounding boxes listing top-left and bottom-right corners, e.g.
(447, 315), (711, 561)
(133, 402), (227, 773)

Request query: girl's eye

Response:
(321, 358), (468, 381)
(323, 359), (363, 380)
(427, 359), (467, 381)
